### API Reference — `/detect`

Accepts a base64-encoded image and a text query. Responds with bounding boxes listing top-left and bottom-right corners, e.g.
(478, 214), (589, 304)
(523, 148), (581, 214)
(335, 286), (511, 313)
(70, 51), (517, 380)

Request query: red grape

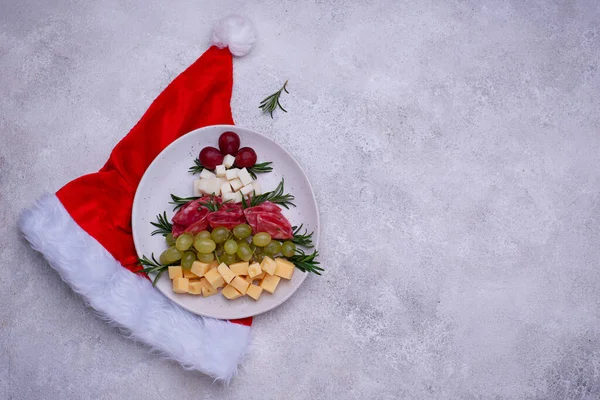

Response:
(199, 147), (224, 170)
(218, 131), (241, 155)
(234, 147), (257, 168)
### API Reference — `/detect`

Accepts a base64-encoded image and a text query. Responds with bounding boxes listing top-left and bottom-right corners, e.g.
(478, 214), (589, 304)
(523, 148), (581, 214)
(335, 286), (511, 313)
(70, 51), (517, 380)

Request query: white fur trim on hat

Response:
(19, 194), (251, 382)
(210, 15), (256, 57)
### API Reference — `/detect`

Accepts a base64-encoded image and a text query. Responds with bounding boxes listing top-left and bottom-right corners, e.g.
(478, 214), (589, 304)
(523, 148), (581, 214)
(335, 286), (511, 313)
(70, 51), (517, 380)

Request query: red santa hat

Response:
(19, 15), (256, 382)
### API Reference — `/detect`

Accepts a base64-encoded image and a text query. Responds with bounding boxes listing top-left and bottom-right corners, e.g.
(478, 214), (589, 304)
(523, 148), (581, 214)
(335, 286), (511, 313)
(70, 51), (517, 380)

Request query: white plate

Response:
(132, 125), (319, 320)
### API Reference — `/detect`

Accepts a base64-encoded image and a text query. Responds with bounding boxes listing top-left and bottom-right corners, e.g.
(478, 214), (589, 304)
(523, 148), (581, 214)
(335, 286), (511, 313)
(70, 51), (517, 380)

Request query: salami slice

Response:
(255, 213), (293, 239)
(243, 202), (293, 239)
(207, 203), (245, 229)
(171, 196), (211, 237)
(183, 210), (210, 234)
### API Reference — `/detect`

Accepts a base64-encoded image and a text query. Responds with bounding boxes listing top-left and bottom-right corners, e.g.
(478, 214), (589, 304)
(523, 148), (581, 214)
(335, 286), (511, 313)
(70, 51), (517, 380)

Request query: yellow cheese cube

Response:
(217, 263), (236, 283)
(182, 269), (199, 279)
(247, 262), (262, 279)
(191, 261), (211, 277)
(229, 261), (249, 276)
(168, 266), (183, 280)
(245, 275), (254, 283)
(274, 258), (295, 280)
(230, 276), (250, 295)
(172, 277), (189, 293)
(188, 280), (203, 295)
(204, 268), (225, 289)
(208, 260), (219, 269)
(261, 256), (276, 275)
(259, 274), (281, 294)
(255, 271), (266, 281)
(222, 284), (243, 300)
(246, 284), (263, 300)
(199, 278), (218, 297)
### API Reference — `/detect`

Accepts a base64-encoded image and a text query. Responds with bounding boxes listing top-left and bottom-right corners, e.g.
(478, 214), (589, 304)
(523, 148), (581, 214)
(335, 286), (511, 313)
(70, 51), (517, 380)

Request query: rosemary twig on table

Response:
(292, 224), (315, 248)
(288, 249), (322, 275)
(247, 161), (274, 180)
(259, 80), (289, 118)
(150, 212), (172, 236)
(188, 159), (205, 175)
(137, 254), (174, 286)
(169, 194), (200, 211)
(248, 178), (295, 209)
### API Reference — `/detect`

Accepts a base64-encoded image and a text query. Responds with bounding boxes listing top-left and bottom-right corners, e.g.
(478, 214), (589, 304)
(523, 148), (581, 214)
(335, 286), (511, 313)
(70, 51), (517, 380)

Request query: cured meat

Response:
(243, 201), (293, 239)
(183, 208), (210, 234)
(171, 222), (187, 238)
(243, 201), (281, 227)
(255, 213), (293, 239)
(207, 203), (245, 229)
(171, 196), (211, 237)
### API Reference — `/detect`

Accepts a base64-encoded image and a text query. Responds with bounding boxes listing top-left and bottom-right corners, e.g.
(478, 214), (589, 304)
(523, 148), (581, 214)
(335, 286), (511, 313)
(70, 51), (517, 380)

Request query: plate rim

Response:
(131, 124), (320, 319)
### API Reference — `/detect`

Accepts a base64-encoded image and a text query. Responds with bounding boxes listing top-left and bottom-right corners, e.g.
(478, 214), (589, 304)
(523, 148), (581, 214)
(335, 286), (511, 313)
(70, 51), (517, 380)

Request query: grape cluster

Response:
(159, 224), (296, 269)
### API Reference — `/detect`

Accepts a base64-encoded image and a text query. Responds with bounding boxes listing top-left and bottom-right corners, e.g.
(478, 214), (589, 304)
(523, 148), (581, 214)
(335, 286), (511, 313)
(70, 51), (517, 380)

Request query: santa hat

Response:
(18, 15), (256, 382)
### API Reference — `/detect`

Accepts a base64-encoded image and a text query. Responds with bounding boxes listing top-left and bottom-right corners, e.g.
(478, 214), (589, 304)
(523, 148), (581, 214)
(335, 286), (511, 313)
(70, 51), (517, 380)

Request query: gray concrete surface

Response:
(2, 0), (600, 399)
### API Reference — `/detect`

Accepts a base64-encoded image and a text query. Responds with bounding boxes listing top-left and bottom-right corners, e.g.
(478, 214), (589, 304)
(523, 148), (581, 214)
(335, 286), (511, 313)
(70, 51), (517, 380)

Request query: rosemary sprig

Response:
(291, 224), (315, 248)
(150, 212), (173, 236)
(248, 178), (295, 209)
(188, 159), (205, 175)
(170, 194), (200, 211)
(288, 249), (322, 275)
(259, 80), (289, 118)
(199, 194), (229, 212)
(247, 161), (274, 180)
(137, 254), (174, 286)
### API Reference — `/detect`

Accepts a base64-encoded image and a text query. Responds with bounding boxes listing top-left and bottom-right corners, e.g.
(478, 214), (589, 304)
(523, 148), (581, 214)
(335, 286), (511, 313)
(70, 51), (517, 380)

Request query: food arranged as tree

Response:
(138, 131), (322, 301)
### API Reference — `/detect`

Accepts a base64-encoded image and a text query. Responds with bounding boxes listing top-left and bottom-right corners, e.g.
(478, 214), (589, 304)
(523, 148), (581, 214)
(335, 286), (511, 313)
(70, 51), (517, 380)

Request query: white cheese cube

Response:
(238, 168), (253, 186)
(222, 192), (236, 203)
(231, 191), (242, 203)
(251, 181), (262, 196)
(215, 165), (226, 177)
(223, 154), (235, 168)
(229, 178), (243, 191)
(194, 179), (209, 196)
(199, 169), (216, 179)
(240, 184), (254, 196)
(225, 169), (238, 180)
(200, 178), (221, 195)
(221, 182), (232, 194)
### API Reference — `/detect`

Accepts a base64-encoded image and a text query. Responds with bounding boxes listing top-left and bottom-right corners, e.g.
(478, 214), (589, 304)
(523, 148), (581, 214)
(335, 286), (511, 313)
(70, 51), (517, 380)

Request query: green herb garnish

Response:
(138, 254), (174, 286)
(247, 178), (295, 209)
(188, 159), (205, 175)
(292, 224), (315, 248)
(288, 249), (322, 275)
(150, 212), (172, 236)
(259, 80), (289, 118)
(169, 194), (201, 211)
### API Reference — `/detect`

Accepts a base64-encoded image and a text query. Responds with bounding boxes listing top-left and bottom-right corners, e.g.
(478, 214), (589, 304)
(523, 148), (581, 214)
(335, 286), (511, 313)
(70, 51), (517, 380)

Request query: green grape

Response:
(175, 233), (193, 251)
(224, 239), (238, 255)
(196, 230), (211, 240)
(236, 242), (253, 261)
(264, 241), (281, 255)
(194, 238), (216, 253)
(160, 246), (183, 264)
(220, 253), (237, 265)
(281, 241), (296, 257)
(197, 252), (214, 263)
(211, 227), (230, 244)
(252, 232), (272, 247)
(233, 223), (252, 239)
(181, 251), (197, 270)
(165, 233), (176, 246)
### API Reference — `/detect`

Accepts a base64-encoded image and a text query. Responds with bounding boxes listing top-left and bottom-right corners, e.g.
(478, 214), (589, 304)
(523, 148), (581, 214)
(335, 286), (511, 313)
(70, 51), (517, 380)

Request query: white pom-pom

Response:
(210, 15), (256, 57)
